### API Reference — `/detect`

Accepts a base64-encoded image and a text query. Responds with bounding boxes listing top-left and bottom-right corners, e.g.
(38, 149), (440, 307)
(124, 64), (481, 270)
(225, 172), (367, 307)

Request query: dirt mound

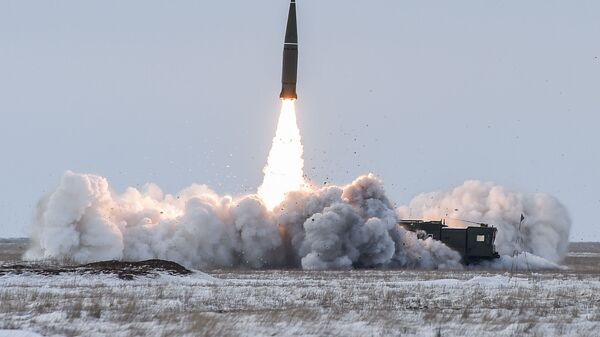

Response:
(83, 259), (192, 278)
(0, 259), (192, 280)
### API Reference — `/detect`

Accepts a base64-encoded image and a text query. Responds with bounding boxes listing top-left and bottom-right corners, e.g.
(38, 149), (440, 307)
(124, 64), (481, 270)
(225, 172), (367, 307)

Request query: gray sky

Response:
(1, 1), (599, 241)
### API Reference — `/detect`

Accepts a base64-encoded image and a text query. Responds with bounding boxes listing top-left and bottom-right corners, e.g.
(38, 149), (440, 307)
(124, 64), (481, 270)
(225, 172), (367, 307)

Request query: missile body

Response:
(280, 0), (298, 100)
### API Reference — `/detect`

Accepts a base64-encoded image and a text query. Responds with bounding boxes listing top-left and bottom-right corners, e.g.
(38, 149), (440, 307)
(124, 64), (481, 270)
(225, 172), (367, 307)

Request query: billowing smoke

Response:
(398, 180), (571, 264)
(25, 171), (463, 270)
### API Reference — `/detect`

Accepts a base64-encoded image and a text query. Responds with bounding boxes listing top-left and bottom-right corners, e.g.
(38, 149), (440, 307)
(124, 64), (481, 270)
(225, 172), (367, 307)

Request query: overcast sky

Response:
(1, 1), (599, 240)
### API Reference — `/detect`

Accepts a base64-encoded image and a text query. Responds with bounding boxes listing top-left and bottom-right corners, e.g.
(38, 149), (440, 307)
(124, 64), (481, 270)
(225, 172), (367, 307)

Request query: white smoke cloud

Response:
(27, 172), (123, 263)
(397, 180), (572, 264)
(26, 173), (570, 270)
(25, 172), (463, 270)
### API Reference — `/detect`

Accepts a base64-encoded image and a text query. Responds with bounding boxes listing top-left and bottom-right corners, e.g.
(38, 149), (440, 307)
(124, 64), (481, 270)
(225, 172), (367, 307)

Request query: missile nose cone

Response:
(284, 1), (298, 44)
(280, 0), (298, 100)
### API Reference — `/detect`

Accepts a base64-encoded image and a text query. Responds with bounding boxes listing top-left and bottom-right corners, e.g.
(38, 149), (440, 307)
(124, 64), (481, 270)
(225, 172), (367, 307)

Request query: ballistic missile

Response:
(280, 0), (298, 100)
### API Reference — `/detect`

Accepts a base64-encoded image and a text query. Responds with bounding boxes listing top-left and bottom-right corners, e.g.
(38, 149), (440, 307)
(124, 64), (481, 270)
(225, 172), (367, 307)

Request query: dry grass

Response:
(1, 240), (600, 336)
(1, 273), (597, 337)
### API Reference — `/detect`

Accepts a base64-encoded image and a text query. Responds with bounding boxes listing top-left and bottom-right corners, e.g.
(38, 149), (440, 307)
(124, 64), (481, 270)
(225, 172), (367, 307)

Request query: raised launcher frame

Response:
(399, 220), (501, 264)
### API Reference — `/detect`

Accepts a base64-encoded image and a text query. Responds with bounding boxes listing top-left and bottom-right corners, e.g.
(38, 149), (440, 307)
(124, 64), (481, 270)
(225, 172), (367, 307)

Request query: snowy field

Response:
(1, 240), (599, 337)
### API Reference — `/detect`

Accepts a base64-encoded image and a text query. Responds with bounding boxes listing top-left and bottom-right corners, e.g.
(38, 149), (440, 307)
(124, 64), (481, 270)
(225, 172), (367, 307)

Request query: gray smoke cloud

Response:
(25, 172), (463, 270)
(397, 180), (572, 264)
(25, 173), (570, 270)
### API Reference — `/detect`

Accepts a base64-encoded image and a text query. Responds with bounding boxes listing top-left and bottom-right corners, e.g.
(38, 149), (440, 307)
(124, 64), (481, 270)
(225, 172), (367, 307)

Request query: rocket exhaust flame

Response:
(258, 99), (305, 209)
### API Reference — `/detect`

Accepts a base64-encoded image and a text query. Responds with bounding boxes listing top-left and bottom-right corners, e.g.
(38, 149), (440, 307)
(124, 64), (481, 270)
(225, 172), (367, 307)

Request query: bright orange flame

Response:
(258, 99), (306, 209)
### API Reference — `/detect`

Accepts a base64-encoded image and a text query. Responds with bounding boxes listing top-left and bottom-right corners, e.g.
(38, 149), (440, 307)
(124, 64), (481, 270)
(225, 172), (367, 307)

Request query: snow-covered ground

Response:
(1, 242), (599, 337)
(0, 330), (45, 337)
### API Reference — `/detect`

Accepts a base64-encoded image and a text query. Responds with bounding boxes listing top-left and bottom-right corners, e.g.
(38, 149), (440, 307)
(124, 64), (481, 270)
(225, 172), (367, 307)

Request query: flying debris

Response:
(280, 0), (298, 100)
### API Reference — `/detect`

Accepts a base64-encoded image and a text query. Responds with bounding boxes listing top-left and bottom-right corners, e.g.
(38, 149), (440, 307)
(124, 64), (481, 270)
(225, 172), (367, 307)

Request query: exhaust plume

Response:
(25, 174), (571, 270)
(257, 100), (305, 209)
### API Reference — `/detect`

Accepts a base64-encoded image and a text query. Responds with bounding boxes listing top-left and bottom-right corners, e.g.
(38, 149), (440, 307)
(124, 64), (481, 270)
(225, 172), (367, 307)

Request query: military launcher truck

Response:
(399, 220), (500, 264)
